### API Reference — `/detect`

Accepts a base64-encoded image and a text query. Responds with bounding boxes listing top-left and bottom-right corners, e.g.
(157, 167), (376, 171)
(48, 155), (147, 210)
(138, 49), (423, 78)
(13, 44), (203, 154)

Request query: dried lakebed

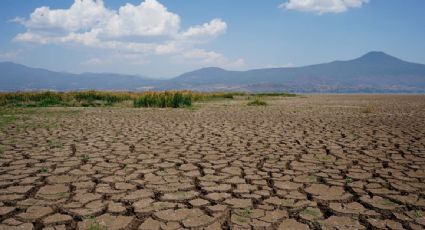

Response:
(0, 95), (424, 230)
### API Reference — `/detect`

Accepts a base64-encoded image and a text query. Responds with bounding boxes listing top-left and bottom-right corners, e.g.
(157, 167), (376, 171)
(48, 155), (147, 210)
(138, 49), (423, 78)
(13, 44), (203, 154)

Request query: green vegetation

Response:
(247, 98), (268, 106)
(345, 176), (353, 184)
(133, 91), (192, 108)
(0, 91), (295, 108)
(301, 207), (323, 217)
(56, 192), (70, 198)
(39, 167), (49, 173)
(413, 210), (423, 218)
(200, 92), (246, 100)
(82, 154), (90, 163)
(47, 140), (64, 149)
(236, 208), (252, 217)
(0, 91), (132, 107)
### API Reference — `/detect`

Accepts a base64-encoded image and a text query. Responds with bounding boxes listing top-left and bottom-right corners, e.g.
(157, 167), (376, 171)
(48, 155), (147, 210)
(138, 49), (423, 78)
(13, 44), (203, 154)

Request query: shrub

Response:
(247, 99), (268, 106)
(37, 97), (63, 107)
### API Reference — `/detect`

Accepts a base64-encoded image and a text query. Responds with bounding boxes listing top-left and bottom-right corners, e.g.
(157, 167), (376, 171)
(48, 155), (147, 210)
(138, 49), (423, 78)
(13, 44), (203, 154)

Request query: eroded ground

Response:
(0, 95), (425, 230)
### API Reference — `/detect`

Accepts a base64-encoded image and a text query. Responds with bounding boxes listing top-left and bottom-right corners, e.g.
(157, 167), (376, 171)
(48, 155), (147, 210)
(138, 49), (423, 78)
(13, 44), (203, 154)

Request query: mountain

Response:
(1, 51), (425, 92)
(170, 52), (425, 93)
(0, 62), (159, 91)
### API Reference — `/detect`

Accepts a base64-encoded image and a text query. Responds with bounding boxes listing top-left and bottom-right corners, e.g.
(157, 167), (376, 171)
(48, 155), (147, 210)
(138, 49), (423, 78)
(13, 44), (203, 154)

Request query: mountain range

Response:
(1, 51), (425, 93)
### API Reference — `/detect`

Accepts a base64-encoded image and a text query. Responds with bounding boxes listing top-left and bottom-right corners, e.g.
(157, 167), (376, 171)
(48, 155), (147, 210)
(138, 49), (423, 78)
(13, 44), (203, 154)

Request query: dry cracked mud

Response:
(0, 95), (424, 230)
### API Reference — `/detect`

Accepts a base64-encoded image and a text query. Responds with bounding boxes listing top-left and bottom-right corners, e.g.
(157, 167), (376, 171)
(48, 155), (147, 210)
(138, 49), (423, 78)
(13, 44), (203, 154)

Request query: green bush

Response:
(37, 97), (63, 107)
(247, 99), (268, 106)
(73, 91), (128, 104)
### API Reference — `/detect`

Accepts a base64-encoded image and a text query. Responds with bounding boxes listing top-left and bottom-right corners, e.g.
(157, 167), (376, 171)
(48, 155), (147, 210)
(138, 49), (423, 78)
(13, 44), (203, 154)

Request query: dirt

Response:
(0, 95), (424, 229)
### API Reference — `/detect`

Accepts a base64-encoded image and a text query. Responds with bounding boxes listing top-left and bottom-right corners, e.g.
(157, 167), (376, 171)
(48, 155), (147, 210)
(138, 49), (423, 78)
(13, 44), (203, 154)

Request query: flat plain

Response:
(0, 95), (424, 230)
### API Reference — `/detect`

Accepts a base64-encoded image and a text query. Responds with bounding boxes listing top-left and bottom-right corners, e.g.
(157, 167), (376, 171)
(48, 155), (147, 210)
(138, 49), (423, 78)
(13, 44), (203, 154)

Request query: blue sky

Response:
(0, 0), (424, 78)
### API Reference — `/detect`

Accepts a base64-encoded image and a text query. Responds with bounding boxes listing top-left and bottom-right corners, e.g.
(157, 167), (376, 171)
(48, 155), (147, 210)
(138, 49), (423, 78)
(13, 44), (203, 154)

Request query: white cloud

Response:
(180, 19), (227, 41)
(13, 0), (239, 67)
(102, 0), (180, 37)
(19, 0), (112, 32)
(280, 0), (369, 14)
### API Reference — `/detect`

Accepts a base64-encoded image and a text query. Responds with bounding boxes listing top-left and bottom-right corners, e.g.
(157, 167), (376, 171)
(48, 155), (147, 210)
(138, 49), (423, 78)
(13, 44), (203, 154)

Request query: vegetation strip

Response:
(0, 91), (295, 108)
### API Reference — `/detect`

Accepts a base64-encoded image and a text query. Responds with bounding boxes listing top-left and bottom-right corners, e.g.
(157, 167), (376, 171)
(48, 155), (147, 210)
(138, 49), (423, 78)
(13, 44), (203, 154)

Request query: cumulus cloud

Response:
(15, 0), (111, 32)
(102, 0), (180, 37)
(180, 19), (227, 41)
(13, 0), (238, 67)
(280, 0), (369, 14)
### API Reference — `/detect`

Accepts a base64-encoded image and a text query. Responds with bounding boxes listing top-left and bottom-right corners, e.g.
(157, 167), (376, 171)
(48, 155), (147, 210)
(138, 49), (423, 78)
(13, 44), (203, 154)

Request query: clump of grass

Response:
(39, 167), (49, 173)
(247, 99), (268, 106)
(82, 154), (90, 163)
(413, 210), (423, 218)
(345, 176), (353, 184)
(133, 91), (192, 108)
(236, 208), (252, 217)
(56, 192), (70, 198)
(47, 140), (64, 149)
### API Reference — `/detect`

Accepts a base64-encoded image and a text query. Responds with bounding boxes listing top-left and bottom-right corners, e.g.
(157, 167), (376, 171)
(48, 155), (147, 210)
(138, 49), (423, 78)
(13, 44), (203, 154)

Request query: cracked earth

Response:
(0, 95), (424, 230)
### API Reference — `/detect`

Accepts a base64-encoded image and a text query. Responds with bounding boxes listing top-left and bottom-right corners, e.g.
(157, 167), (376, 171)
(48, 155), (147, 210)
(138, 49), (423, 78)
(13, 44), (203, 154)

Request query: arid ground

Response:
(0, 95), (424, 230)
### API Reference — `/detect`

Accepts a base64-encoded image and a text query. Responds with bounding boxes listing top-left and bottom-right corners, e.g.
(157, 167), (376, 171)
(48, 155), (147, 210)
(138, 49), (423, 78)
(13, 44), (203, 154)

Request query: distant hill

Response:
(0, 62), (158, 91)
(1, 51), (425, 92)
(169, 52), (425, 93)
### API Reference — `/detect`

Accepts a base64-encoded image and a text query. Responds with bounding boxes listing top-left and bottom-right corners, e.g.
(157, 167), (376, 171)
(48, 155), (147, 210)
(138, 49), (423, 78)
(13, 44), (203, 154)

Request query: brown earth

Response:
(0, 95), (424, 229)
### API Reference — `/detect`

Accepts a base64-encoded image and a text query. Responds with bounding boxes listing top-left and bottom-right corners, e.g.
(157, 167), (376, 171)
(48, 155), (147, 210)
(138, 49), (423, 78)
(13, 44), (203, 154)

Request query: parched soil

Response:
(0, 95), (424, 230)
